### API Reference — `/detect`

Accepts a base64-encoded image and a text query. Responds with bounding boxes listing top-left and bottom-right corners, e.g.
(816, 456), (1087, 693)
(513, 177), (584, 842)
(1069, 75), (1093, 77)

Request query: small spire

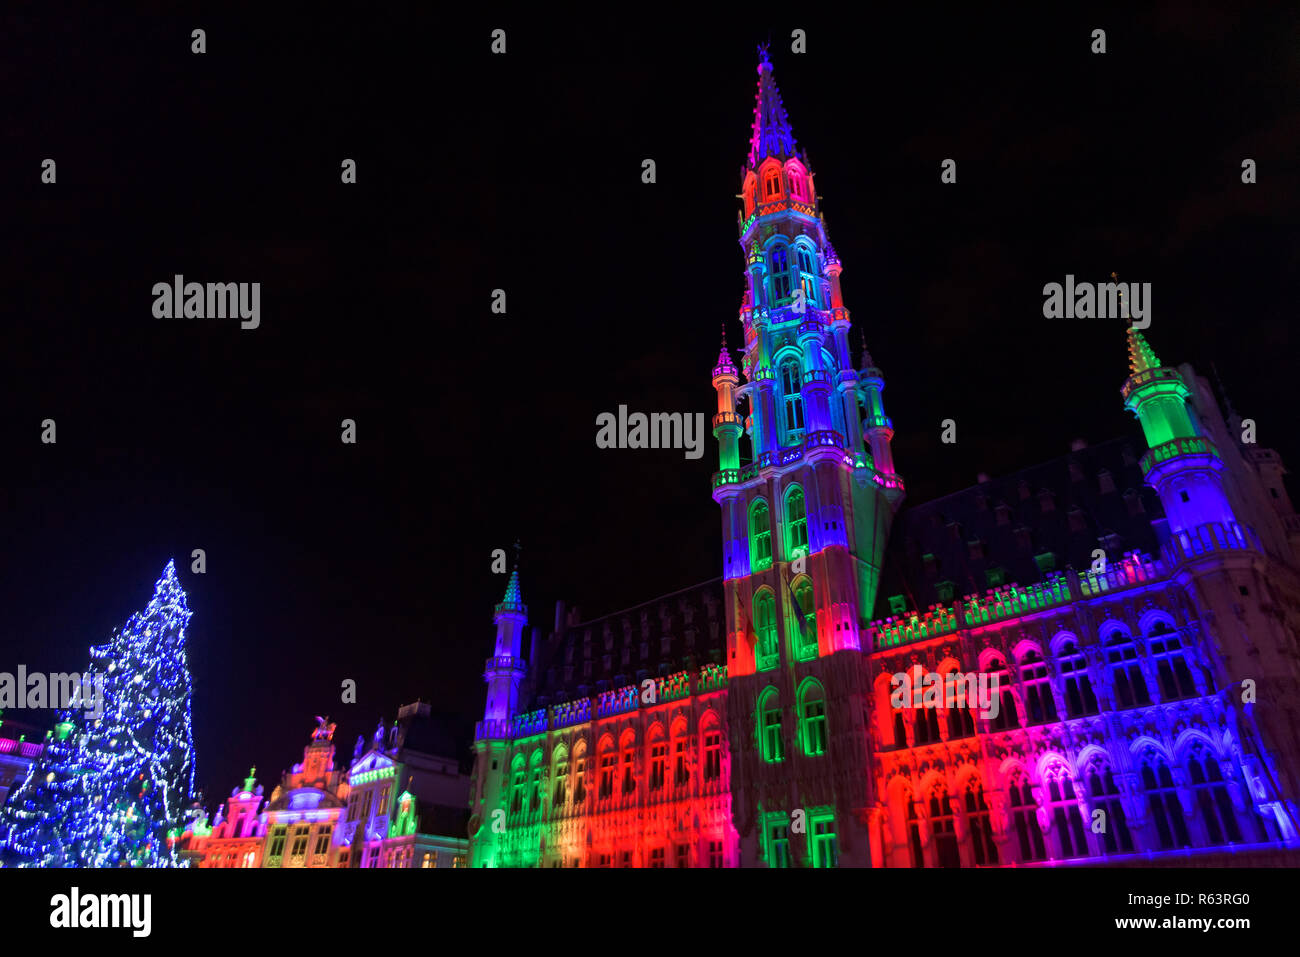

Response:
(1211, 361), (1240, 419)
(1127, 326), (1161, 375)
(714, 324), (737, 377)
(858, 329), (878, 374)
(501, 541), (524, 608)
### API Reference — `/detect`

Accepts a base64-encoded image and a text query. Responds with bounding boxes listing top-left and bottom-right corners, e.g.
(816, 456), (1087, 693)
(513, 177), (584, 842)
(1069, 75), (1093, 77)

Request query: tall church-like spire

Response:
(748, 44), (797, 169)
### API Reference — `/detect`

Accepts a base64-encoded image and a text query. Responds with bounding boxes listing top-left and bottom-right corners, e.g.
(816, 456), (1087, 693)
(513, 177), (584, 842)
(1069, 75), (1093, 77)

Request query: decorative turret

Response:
(482, 545), (528, 728)
(712, 326), (743, 473)
(1121, 326), (1242, 542)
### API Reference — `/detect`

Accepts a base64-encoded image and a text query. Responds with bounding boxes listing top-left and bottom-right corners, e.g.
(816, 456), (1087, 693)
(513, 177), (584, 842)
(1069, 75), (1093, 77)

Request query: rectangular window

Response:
(313, 827), (332, 857)
(703, 733), (721, 781)
(767, 820), (790, 868)
(763, 708), (784, 763)
(811, 815), (838, 868)
(650, 847), (665, 868)
(708, 841), (724, 868)
(804, 701), (827, 755)
(675, 843), (690, 868)
(622, 751), (635, 794)
(268, 825), (287, 858)
(650, 743), (667, 791)
(599, 755), (615, 798)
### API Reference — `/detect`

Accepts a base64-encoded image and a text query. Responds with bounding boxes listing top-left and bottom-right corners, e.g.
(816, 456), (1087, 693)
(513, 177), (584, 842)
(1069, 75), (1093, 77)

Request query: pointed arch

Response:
(788, 572), (817, 661)
(796, 676), (827, 756)
(778, 357), (804, 443)
(756, 686), (785, 764)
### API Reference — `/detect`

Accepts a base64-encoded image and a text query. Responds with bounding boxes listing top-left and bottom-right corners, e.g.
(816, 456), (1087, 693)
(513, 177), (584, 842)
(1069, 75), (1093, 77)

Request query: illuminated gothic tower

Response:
(712, 46), (904, 866)
(468, 566), (528, 867)
(1123, 328), (1300, 836)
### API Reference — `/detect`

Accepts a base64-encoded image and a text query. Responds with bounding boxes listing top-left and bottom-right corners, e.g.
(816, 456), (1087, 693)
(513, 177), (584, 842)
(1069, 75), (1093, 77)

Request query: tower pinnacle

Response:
(748, 44), (797, 169)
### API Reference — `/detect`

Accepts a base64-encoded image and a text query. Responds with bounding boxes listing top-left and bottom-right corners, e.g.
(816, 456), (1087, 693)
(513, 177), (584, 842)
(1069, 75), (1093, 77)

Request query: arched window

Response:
(780, 360), (804, 443)
(929, 783), (960, 867)
(795, 244), (819, 307)
(552, 747), (568, 807)
(757, 687), (784, 763)
(509, 755), (526, 814)
(1187, 744), (1242, 845)
(572, 742), (587, 805)
(1105, 628), (1150, 708)
(964, 777), (998, 866)
(1057, 638), (1098, 717)
(785, 485), (808, 558)
(597, 738), (616, 800)
(763, 165), (782, 200)
(906, 795), (925, 867)
(799, 679), (828, 756)
(1141, 755), (1190, 849)
(620, 732), (636, 796)
(790, 575), (817, 660)
(648, 727), (667, 793)
(755, 590), (778, 670)
(1044, 764), (1088, 859)
(672, 721), (690, 788)
(529, 749), (545, 813)
(787, 164), (806, 200)
(1086, 762), (1133, 854)
(750, 500), (773, 571)
(987, 656), (1020, 731)
(944, 667), (977, 739)
(769, 244), (792, 300)
(1147, 624), (1198, 700)
(1009, 773), (1046, 862)
(913, 688), (941, 745)
(1019, 649), (1058, 725)
(702, 716), (723, 782)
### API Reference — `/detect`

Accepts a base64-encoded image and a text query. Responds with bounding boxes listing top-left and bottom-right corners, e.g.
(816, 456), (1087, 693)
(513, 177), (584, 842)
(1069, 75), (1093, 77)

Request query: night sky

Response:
(1, 6), (1295, 805)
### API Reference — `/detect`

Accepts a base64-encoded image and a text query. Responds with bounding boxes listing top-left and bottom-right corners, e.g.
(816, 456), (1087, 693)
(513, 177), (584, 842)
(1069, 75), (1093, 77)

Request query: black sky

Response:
(1, 5), (1296, 803)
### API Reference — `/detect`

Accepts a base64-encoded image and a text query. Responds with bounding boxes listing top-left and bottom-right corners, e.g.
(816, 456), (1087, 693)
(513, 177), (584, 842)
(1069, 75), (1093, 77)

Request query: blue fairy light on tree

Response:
(0, 560), (198, 867)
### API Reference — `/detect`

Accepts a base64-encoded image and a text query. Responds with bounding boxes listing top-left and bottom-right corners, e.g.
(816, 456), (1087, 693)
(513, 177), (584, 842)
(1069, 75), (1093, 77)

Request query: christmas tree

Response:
(0, 560), (198, 867)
